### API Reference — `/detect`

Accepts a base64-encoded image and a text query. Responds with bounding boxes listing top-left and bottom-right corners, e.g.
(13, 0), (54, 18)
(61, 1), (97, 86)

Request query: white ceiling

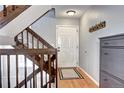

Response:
(53, 5), (91, 19)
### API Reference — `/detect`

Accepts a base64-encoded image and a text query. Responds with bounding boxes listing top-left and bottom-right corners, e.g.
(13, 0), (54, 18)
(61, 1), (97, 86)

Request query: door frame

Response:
(56, 25), (79, 67)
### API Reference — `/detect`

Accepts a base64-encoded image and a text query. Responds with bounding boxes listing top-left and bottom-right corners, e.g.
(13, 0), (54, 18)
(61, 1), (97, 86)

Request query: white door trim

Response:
(56, 25), (79, 67)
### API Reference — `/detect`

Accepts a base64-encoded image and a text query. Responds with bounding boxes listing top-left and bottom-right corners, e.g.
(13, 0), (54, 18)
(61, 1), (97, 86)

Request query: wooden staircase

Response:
(14, 27), (57, 88)
(0, 6), (57, 88)
(0, 5), (30, 29)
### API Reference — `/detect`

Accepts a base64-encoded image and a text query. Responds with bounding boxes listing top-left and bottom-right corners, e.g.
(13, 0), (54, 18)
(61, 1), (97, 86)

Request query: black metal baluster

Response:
(21, 32), (24, 48)
(48, 55), (51, 88)
(3, 5), (7, 16)
(55, 51), (58, 88)
(27, 31), (29, 48)
(33, 58), (35, 88)
(37, 39), (39, 49)
(35, 75), (37, 88)
(40, 54), (43, 88)
(24, 55), (27, 88)
(16, 55), (19, 88)
(32, 36), (34, 49)
(12, 5), (16, 11)
(30, 79), (32, 88)
(7, 55), (10, 88)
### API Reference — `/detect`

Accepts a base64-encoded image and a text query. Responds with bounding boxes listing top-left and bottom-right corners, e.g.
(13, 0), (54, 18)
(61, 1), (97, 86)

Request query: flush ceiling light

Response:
(66, 10), (76, 16)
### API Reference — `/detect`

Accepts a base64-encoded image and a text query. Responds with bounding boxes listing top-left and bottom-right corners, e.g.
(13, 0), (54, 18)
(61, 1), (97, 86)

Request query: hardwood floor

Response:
(58, 67), (98, 88)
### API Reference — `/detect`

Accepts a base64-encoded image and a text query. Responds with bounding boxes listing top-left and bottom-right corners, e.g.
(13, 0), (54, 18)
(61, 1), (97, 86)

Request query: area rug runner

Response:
(59, 67), (84, 80)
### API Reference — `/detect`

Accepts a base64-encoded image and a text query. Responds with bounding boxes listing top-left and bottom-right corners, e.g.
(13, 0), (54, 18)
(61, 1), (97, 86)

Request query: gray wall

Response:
(79, 5), (124, 85)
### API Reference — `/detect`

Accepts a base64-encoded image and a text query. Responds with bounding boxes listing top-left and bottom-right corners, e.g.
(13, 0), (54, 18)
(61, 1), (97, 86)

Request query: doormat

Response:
(59, 67), (84, 80)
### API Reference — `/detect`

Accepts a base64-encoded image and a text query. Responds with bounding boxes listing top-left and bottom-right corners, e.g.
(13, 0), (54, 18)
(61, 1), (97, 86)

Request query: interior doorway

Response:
(56, 25), (79, 67)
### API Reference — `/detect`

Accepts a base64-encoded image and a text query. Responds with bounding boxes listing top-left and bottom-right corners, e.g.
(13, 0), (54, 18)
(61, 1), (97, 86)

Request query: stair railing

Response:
(14, 27), (58, 88)
(0, 5), (30, 29)
(2, 5), (18, 17)
(2, 5), (28, 17)
(15, 27), (54, 49)
(0, 49), (57, 88)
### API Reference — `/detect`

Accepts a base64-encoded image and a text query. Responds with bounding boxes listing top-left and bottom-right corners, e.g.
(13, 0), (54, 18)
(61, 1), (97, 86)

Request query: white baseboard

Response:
(78, 67), (99, 86)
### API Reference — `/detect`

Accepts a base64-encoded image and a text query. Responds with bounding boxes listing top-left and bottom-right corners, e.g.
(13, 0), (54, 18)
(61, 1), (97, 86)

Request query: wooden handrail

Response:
(29, 8), (55, 27)
(14, 27), (54, 49)
(0, 49), (56, 55)
(26, 27), (54, 48)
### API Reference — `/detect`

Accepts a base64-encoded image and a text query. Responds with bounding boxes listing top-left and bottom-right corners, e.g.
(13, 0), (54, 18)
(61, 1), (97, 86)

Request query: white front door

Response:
(56, 25), (79, 67)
